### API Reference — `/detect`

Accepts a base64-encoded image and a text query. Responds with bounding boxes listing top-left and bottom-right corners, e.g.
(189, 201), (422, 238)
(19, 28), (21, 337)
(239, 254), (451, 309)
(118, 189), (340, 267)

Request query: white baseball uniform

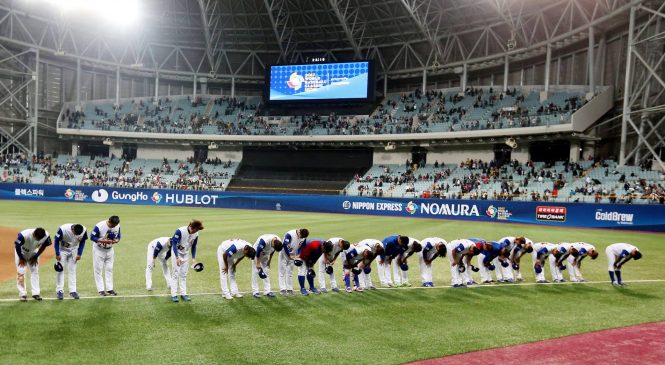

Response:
(252, 234), (279, 295)
(146, 236), (172, 290)
(391, 237), (420, 286)
(170, 225), (199, 297)
(566, 242), (596, 282)
(317, 237), (346, 290)
(418, 237), (447, 285)
(91, 220), (121, 293)
(531, 242), (556, 282)
(278, 229), (305, 292)
(54, 224), (87, 294)
(342, 240), (376, 290)
(606, 243), (639, 271)
(549, 243), (574, 282)
(14, 228), (51, 297)
(497, 236), (534, 281)
(446, 239), (476, 286)
(218, 239), (251, 296)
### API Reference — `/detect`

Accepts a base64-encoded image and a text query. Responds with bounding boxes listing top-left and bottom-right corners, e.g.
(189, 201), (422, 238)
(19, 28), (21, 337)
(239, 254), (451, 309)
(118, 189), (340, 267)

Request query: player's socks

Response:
(353, 275), (360, 288)
(297, 275), (306, 290)
(306, 275), (315, 290)
(343, 275), (351, 288)
(608, 271), (615, 283)
(615, 271), (622, 284)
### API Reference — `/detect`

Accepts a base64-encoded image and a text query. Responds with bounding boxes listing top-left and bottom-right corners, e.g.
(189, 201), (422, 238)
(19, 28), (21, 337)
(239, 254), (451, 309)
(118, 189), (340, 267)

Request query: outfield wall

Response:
(2, 183), (664, 232)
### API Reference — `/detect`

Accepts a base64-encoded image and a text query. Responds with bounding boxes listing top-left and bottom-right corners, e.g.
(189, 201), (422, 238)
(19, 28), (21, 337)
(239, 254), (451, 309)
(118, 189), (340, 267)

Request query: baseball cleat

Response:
(265, 292), (276, 298)
(505, 279), (515, 283)
(180, 295), (191, 301)
(233, 293), (243, 298)
(537, 280), (548, 283)
(70, 292), (80, 300)
(353, 286), (363, 292)
(279, 290), (287, 296)
(345, 286), (353, 293)
(146, 287), (153, 291)
(32, 295), (43, 301)
(319, 288), (328, 293)
(57, 291), (64, 300)
(223, 293), (233, 300)
(286, 290), (294, 296)
(98, 291), (106, 296)
(369, 285), (377, 290)
(385, 283), (394, 288)
(310, 288), (321, 294)
(331, 287), (340, 293)
(20, 296), (27, 302)
(106, 290), (117, 296)
(252, 293), (261, 298)
(300, 288), (309, 296)
(171, 296), (179, 302)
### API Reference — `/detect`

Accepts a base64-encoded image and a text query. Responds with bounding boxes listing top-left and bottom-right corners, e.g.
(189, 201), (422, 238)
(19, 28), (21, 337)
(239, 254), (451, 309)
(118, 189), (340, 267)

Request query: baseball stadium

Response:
(0, 0), (664, 364)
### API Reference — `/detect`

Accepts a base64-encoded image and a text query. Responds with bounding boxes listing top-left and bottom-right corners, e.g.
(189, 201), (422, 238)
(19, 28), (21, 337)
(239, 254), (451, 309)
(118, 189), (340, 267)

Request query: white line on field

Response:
(1, 279), (664, 303)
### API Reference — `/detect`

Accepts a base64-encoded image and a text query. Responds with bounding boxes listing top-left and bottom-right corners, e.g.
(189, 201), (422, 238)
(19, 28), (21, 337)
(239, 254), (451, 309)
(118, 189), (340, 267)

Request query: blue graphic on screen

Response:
(269, 62), (369, 101)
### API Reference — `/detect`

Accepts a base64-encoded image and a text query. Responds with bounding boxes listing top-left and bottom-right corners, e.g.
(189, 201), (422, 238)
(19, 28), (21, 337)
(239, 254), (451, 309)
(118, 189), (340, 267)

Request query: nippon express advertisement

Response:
(267, 61), (373, 102)
(2, 183), (665, 232)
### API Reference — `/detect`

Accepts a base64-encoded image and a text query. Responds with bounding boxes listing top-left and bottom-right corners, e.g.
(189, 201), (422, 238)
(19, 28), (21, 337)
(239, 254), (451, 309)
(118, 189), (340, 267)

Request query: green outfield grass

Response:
(0, 200), (664, 364)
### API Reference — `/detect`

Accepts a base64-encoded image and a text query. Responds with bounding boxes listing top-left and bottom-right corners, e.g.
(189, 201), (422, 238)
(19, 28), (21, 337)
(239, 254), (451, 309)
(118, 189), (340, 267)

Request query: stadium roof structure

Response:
(0, 0), (639, 79)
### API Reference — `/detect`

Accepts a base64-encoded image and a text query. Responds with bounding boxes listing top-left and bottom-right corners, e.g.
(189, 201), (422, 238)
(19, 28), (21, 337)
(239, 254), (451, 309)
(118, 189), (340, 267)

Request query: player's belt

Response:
(61, 242), (74, 248)
(96, 243), (112, 249)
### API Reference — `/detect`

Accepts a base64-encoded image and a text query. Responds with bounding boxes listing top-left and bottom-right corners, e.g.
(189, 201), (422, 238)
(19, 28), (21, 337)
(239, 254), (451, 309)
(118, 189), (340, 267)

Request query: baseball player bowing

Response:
(531, 242), (557, 283)
(278, 228), (309, 296)
(297, 238), (333, 295)
(90, 215), (121, 296)
(550, 242), (580, 283)
(218, 239), (256, 300)
(146, 236), (172, 291)
(497, 236), (533, 282)
(376, 235), (410, 287)
(54, 223), (87, 300)
(317, 237), (351, 293)
(566, 242), (598, 282)
(342, 240), (383, 292)
(251, 234), (283, 298)
(170, 220), (204, 302)
(14, 227), (51, 301)
(477, 241), (510, 284)
(446, 239), (482, 287)
(606, 243), (642, 286)
(391, 238), (422, 287)
(418, 237), (447, 287)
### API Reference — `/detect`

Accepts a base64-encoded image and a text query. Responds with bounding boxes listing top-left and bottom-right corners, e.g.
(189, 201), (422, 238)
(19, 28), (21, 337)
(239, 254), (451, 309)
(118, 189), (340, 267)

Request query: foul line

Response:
(1, 279), (664, 303)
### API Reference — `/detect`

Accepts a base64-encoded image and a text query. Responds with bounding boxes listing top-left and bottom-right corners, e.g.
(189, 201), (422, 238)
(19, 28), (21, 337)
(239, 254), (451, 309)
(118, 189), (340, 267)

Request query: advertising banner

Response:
(2, 183), (664, 232)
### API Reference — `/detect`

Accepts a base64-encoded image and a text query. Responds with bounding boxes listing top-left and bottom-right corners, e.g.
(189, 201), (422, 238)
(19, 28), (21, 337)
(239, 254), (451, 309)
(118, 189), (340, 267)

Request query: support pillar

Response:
(588, 26), (595, 95)
(115, 65), (120, 106)
(503, 55), (509, 92)
(619, 7), (636, 166)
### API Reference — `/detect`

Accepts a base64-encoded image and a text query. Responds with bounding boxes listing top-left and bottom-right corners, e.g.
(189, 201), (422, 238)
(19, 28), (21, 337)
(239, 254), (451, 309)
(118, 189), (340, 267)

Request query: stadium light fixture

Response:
(27, 0), (141, 28)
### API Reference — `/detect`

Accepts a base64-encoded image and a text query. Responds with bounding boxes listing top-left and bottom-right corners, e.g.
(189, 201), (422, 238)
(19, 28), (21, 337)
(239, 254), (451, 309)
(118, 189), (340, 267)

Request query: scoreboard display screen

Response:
(266, 61), (373, 102)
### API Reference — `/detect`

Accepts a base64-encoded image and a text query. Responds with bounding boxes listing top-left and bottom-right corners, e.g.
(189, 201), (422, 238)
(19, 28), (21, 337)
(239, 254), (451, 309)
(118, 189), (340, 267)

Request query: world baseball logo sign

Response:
(536, 206), (566, 222)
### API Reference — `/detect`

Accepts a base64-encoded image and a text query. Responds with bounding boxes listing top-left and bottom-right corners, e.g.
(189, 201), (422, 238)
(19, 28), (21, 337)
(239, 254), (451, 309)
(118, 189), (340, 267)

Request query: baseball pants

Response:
(15, 252), (39, 297)
(549, 255), (563, 281)
(566, 255), (584, 282)
(92, 244), (114, 292)
(170, 253), (190, 296)
(418, 252), (433, 284)
(531, 251), (551, 282)
(478, 253), (495, 282)
(278, 251), (294, 291)
(317, 256), (338, 290)
(146, 242), (171, 290)
(251, 258), (272, 295)
(56, 247), (78, 294)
